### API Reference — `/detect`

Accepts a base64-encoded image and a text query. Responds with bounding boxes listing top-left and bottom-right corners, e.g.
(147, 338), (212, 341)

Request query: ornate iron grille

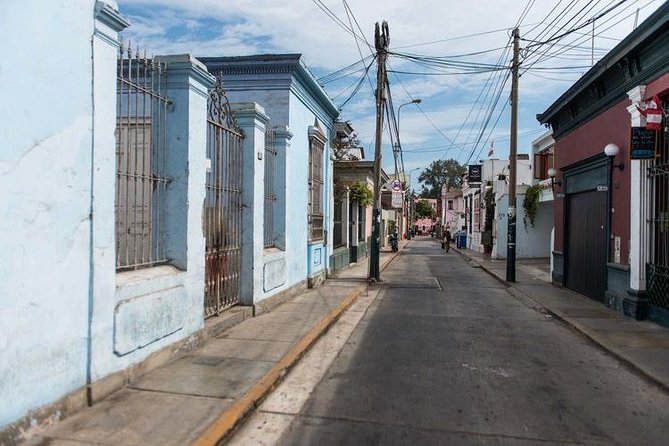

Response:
(647, 115), (669, 310)
(115, 42), (170, 270)
(204, 78), (244, 317)
(264, 127), (277, 248)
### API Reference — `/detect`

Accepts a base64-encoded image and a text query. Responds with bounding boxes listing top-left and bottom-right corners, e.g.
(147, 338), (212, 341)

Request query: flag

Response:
(487, 141), (494, 158)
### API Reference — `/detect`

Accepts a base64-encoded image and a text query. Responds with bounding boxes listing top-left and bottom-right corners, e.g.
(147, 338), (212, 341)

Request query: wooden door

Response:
(566, 190), (607, 302)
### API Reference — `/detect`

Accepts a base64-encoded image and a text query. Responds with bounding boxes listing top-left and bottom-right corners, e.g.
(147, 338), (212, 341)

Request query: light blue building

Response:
(0, 1), (217, 441)
(200, 55), (340, 304)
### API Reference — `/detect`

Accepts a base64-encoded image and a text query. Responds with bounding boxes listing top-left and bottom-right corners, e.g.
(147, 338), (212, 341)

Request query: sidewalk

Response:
(27, 248), (401, 446)
(451, 244), (669, 392)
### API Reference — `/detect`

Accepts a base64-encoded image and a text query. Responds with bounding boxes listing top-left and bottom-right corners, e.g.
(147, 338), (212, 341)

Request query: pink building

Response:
(413, 198), (438, 235)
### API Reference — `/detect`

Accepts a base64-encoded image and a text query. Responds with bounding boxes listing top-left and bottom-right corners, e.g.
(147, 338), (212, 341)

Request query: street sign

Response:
(391, 190), (403, 208)
(468, 164), (482, 183)
(630, 127), (656, 159)
(390, 179), (402, 191)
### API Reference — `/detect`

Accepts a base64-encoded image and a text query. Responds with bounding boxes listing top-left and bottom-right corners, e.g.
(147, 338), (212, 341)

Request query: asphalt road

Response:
(275, 238), (669, 445)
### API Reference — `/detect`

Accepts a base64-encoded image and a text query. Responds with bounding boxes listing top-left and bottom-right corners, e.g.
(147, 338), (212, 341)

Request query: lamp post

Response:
(397, 100), (421, 240)
(603, 143), (624, 264)
(405, 166), (421, 239)
(397, 98), (421, 136)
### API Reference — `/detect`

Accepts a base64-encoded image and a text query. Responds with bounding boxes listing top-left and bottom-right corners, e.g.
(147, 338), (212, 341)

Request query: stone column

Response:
(158, 55), (215, 272)
(89, 0), (128, 385)
(234, 103), (269, 305)
(273, 126), (293, 250)
(626, 86), (650, 318)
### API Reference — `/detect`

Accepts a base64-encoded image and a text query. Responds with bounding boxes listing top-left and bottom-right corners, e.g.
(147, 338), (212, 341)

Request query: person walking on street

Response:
(443, 229), (451, 252)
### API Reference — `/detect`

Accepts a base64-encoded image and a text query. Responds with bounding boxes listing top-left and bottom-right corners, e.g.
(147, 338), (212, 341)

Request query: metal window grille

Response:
(264, 127), (277, 248)
(204, 79), (244, 317)
(333, 199), (344, 248)
(647, 113), (669, 310)
(358, 205), (365, 242)
(308, 136), (324, 241)
(115, 42), (170, 270)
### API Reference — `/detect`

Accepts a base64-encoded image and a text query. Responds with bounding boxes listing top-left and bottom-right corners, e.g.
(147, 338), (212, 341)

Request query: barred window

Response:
(308, 129), (325, 241)
(115, 44), (170, 270)
(264, 127), (277, 248)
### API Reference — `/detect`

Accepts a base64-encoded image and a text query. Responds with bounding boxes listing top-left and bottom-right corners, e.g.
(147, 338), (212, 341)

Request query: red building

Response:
(538, 4), (669, 326)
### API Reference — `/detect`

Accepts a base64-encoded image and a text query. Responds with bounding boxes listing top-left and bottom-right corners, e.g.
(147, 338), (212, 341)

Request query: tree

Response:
(332, 130), (362, 161)
(415, 199), (434, 218)
(417, 159), (467, 198)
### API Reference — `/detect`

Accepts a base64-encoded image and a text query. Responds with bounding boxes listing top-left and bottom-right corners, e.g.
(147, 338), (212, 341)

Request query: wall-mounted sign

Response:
(468, 164), (482, 183)
(391, 190), (403, 208)
(630, 127), (657, 159)
(390, 179), (402, 191)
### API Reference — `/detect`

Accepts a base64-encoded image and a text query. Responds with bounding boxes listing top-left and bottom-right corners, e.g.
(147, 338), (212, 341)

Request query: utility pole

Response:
(369, 21), (389, 281)
(506, 27), (520, 283)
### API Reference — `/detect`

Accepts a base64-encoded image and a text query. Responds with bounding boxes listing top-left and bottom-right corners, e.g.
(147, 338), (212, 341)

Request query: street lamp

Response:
(405, 166), (421, 239)
(397, 99), (422, 136)
(603, 143), (624, 264)
(397, 100), (421, 240)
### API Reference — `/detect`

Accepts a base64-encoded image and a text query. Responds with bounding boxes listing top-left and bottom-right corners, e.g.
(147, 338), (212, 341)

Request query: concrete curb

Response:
(192, 250), (402, 446)
(451, 247), (669, 394)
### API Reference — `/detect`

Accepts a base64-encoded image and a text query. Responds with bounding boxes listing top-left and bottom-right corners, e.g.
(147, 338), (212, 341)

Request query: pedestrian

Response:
(443, 229), (451, 252)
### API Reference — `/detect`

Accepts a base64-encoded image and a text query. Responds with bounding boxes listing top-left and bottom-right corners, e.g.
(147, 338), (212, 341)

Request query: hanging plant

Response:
(349, 181), (373, 206)
(522, 184), (543, 229)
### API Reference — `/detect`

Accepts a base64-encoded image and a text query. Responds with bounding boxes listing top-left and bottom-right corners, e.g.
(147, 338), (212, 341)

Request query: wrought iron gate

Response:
(647, 117), (669, 316)
(204, 81), (243, 317)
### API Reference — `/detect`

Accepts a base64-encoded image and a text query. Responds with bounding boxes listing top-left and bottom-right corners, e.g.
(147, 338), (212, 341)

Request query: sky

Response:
(117, 0), (664, 191)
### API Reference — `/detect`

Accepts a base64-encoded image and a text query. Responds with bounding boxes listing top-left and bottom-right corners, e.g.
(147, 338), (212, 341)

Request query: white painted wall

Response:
(0, 2), (215, 432)
(0, 0), (97, 429)
(493, 191), (553, 259)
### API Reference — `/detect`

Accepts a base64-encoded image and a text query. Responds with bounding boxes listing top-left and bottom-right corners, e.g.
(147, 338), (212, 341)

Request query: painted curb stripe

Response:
(192, 250), (400, 446)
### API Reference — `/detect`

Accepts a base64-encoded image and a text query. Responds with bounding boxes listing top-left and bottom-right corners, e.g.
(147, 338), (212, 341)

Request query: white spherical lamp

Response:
(547, 167), (556, 178)
(604, 143), (620, 157)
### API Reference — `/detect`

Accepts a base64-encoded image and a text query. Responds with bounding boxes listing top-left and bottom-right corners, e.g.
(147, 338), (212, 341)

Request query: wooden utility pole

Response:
(506, 27), (520, 282)
(369, 21), (389, 281)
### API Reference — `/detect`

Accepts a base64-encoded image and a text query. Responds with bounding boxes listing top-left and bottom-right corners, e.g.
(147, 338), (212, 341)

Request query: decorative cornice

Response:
(94, 1), (129, 32)
(199, 54), (339, 121)
(273, 125), (294, 141)
(538, 1), (669, 137)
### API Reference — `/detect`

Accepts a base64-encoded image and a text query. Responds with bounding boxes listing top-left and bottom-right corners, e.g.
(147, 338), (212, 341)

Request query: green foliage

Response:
(418, 159), (467, 198)
(332, 130), (362, 161)
(522, 185), (543, 229)
(349, 181), (373, 206)
(415, 199), (434, 218)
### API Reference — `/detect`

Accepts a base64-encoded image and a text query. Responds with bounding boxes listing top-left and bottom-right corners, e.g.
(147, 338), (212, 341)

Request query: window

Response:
(448, 200), (453, 210)
(115, 49), (170, 270)
(308, 123), (325, 241)
(534, 150), (554, 180)
(358, 205), (365, 242)
(333, 199), (345, 248)
(264, 127), (277, 248)
(473, 194), (480, 231)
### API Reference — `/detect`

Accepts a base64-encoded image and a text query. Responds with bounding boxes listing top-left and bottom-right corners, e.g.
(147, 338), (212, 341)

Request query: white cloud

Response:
(118, 0), (664, 171)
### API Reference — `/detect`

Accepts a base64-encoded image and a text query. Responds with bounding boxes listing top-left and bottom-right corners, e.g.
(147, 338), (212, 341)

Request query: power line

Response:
(342, 0), (375, 92)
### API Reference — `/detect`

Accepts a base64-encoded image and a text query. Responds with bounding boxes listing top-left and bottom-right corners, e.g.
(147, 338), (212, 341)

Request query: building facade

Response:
(538, 3), (669, 325)
(200, 54), (340, 292)
(1, 1), (219, 440)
